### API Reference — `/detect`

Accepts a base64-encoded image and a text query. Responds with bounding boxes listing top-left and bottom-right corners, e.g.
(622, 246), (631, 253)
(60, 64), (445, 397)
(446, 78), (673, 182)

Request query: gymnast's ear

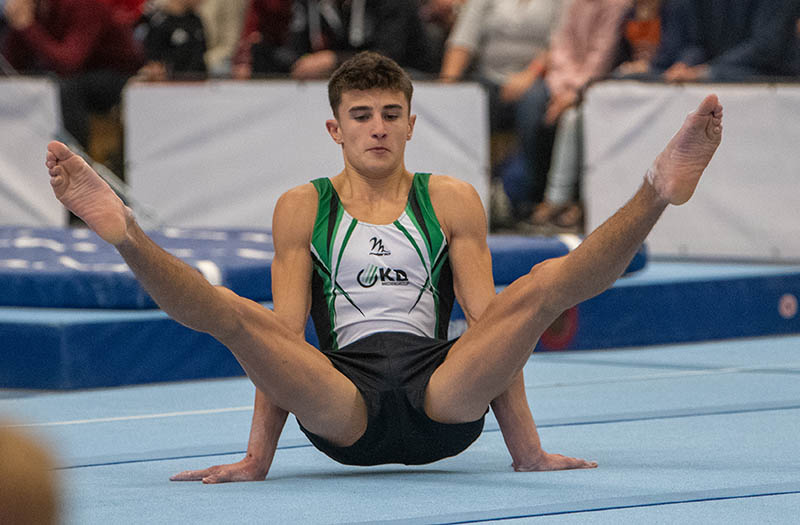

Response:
(406, 114), (416, 141)
(326, 119), (343, 144)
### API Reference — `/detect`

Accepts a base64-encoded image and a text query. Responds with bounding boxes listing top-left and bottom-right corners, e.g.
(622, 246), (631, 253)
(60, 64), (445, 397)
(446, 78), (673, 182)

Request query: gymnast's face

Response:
(326, 89), (416, 177)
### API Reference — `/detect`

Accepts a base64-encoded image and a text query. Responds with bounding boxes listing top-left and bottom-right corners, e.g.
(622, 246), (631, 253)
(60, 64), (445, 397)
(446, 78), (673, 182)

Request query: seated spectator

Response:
(635, 0), (690, 76)
(528, 104), (585, 231)
(510, 0), (630, 228)
(419, 0), (467, 69)
(528, 0), (631, 231)
(197, 0), (249, 77)
(1, 0), (143, 152)
(232, 0), (294, 78)
(439, 0), (563, 129)
(239, 0), (438, 80)
(439, 0), (564, 226)
(660, 0), (799, 82)
(614, 0), (662, 77)
(135, 0), (208, 81)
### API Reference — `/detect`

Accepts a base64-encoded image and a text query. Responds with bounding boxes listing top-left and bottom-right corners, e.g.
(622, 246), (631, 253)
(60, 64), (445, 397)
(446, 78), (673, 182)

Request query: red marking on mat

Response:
(778, 293), (798, 320)
(540, 306), (579, 351)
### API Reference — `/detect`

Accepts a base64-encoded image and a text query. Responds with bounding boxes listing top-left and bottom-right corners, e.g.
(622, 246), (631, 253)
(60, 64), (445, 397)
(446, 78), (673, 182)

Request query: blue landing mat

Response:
(1, 262), (798, 389)
(555, 262), (800, 350)
(0, 227), (645, 309)
(0, 227), (274, 308)
(2, 336), (799, 524)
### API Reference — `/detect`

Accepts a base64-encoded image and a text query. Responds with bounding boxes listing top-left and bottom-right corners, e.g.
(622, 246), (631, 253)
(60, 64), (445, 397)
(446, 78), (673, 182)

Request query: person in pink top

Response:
(508, 0), (630, 227)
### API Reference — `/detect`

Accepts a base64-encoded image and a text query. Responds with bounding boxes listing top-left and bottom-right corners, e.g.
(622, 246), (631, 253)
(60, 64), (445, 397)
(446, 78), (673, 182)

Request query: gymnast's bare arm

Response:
(430, 176), (596, 471)
(170, 185), (318, 483)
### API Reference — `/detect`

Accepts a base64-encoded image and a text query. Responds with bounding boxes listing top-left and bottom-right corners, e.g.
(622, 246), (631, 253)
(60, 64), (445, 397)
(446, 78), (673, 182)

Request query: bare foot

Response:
(513, 451), (598, 472)
(646, 94), (723, 205)
(46, 141), (130, 245)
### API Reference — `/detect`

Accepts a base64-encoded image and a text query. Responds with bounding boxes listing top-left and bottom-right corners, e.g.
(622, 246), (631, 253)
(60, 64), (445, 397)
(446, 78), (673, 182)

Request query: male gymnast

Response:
(45, 51), (723, 482)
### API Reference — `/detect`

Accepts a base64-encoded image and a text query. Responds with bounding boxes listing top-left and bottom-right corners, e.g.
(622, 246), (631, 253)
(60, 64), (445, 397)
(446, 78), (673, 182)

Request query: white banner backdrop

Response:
(125, 80), (489, 229)
(0, 77), (65, 226)
(584, 81), (800, 261)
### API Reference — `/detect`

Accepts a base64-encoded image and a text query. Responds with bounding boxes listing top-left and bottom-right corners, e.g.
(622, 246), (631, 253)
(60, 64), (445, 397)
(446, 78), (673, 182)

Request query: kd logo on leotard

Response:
(357, 265), (380, 287)
(357, 264), (409, 288)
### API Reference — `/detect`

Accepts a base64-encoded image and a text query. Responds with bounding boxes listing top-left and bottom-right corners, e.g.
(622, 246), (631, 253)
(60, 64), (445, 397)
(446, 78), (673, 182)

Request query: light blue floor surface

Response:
(2, 335), (799, 524)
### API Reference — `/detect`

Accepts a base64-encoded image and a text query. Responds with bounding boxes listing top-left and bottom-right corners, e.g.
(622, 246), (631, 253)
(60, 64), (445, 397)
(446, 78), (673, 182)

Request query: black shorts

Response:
(298, 331), (485, 466)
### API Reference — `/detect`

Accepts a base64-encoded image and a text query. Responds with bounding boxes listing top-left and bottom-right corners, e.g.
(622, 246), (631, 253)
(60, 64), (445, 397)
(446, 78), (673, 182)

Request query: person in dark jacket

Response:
(283, 0), (439, 80)
(135, 0), (208, 81)
(660, 0), (799, 81)
(231, 0), (294, 78)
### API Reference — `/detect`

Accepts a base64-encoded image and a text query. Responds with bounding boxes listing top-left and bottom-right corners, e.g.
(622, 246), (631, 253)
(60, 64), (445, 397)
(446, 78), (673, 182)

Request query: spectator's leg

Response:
(540, 105), (584, 229)
(515, 79), (554, 208)
(543, 105), (582, 205)
(484, 79), (522, 229)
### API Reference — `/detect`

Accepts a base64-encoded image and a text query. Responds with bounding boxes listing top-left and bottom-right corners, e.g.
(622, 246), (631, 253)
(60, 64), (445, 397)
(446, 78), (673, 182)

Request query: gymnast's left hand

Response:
(170, 457), (268, 484)
(512, 451), (598, 471)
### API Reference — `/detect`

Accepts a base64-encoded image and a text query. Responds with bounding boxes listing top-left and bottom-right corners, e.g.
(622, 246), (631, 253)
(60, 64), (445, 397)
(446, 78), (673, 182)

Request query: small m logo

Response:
(369, 237), (391, 256)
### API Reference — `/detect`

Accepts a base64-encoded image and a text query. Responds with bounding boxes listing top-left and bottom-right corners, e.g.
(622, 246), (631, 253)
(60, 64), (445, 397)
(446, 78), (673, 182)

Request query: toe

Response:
(695, 94), (720, 117)
(47, 141), (73, 161)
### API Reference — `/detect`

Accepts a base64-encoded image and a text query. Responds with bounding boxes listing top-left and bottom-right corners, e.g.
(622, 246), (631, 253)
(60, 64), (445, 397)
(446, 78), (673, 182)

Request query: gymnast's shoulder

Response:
(272, 183), (318, 238)
(427, 174), (487, 233)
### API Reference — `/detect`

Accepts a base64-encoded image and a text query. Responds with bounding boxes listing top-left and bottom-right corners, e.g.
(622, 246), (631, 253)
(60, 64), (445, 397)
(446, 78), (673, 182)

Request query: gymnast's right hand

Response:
(170, 456), (268, 484)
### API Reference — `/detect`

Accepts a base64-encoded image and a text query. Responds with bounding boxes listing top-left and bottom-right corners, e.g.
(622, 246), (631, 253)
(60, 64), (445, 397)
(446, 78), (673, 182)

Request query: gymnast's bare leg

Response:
(45, 142), (368, 448)
(425, 95), (724, 427)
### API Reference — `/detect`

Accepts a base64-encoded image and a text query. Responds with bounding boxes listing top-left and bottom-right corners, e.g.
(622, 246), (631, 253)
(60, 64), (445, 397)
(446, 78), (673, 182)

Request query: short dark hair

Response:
(327, 51), (413, 117)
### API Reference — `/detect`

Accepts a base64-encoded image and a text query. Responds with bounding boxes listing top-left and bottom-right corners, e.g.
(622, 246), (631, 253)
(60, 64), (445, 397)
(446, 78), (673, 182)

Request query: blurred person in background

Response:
(273, 0), (438, 80)
(660, 0), (799, 82)
(527, 0), (630, 231)
(197, 0), (248, 77)
(135, 0), (208, 81)
(1, 0), (143, 152)
(231, 0), (294, 78)
(494, 0), (629, 229)
(420, 0), (463, 34)
(438, 0), (564, 227)
(419, 0), (466, 71)
(439, 0), (563, 136)
(612, 0), (689, 79)
(614, 0), (661, 77)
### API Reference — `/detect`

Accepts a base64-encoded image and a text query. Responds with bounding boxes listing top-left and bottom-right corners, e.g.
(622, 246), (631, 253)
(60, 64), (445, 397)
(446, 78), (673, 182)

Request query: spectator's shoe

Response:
(530, 201), (566, 226)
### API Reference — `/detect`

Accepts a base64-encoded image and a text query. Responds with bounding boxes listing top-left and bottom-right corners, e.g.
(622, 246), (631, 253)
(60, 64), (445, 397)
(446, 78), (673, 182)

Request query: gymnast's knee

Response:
(524, 258), (573, 316)
(211, 286), (278, 341)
